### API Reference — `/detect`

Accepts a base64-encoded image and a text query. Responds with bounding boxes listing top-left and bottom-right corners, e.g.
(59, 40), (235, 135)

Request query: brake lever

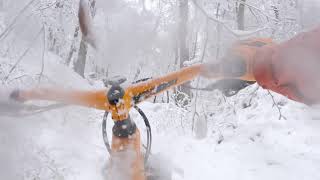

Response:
(182, 79), (255, 97)
(206, 79), (255, 97)
(0, 100), (26, 117)
(0, 89), (67, 117)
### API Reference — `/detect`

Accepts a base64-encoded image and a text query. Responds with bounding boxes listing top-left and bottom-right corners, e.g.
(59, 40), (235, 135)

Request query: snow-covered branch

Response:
(191, 0), (268, 37)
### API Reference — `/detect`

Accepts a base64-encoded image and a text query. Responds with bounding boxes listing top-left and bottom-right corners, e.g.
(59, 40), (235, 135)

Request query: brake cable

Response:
(134, 105), (152, 164)
(0, 102), (67, 117)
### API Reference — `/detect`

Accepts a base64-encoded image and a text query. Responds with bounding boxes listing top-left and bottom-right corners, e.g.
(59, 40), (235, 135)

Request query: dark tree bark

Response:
(271, 5), (279, 20)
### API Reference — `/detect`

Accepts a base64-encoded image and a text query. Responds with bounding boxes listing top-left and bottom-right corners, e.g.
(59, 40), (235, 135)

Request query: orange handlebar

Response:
(17, 88), (112, 111)
(15, 64), (206, 121)
(14, 62), (254, 121)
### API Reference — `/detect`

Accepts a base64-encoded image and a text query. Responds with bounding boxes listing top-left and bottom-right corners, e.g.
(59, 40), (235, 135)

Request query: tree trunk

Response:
(237, 0), (246, 30)
(177, 0), (192, 104)
(179, 0), (189, 72)
(66, 26), (80, 66)
(216, 3), (221, 59)
(297, 0), (304, 28)
(0, 0), (3, 10)
(73, 0), (96, 78)
(74, 38), (88, 77)
(194, 114), (208, 139)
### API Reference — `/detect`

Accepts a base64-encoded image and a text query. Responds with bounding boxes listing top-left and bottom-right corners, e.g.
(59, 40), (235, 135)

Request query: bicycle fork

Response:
(110, 116), (146, 180)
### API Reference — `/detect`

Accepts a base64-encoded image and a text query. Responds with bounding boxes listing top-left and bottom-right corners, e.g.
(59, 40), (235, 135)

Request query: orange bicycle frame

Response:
(13, 63), (206, 180)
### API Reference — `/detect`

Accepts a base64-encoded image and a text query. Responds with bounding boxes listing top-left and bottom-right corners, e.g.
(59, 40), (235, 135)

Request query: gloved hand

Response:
(201, 38), (273, 80)
(0, 88), (25, 116)
(201, 38), (273, 96)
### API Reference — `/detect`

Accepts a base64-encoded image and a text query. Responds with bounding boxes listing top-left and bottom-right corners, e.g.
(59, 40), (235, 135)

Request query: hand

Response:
(201, 38), (273, 81)
(200, 38), (273, 96)
(0, 88), (25, 116)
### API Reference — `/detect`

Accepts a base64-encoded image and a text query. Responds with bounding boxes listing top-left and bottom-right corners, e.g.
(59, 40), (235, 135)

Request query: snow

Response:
(1, 2), (320, 179)
(139, 99), (320, 180)
(2, 55), (320, 179)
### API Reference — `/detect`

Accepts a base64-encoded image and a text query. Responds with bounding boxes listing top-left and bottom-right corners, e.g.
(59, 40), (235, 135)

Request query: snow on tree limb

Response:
(4, 27), (44, 83)
(238, 0), (280, 22)
(191, 0), (268, 37)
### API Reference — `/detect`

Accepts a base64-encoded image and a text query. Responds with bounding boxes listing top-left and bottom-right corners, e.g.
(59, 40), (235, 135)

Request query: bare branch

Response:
(66, 26), (80, 66)
(38, 25), (46, 84)
(242, 85), (259, 108)
(191, 0), (267, 37)
(36, 0), (59, 11)
(248, 85), (259, 106)
(0, 13), (35, 43)
(237, 0), (279, 22)
(7, 73), (57, 85)
(248, 6), (262, 25)
(267, 90), (287, 120)
(0, 0), (37, 42)
(6, 74), (33, 84)
(3, 27), (44, 82)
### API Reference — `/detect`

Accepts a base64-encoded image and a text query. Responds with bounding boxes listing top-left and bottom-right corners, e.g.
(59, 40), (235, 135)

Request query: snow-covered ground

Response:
(1, 54), (320, 180)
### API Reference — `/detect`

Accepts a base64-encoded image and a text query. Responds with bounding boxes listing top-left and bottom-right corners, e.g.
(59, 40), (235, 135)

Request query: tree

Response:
(237, 0), (246, 30)
(176, 0), (192, 106)
(74, 0), (96, 78)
